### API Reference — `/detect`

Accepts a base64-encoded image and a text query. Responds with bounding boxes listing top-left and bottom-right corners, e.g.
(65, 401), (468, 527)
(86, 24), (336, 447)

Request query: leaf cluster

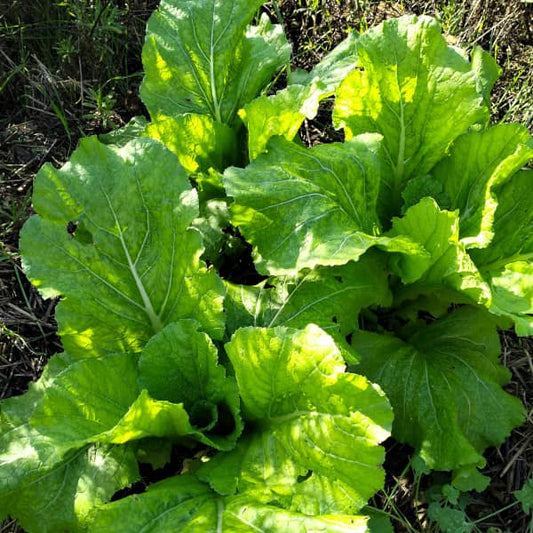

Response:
(1, 1), (532, 531)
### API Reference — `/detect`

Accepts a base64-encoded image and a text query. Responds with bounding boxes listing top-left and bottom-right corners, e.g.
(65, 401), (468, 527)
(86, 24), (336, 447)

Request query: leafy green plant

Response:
(1, 1), (532, 531)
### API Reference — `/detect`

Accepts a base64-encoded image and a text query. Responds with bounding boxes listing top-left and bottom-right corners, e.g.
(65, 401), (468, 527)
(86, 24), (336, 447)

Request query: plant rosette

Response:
(1, 1), (531, 531)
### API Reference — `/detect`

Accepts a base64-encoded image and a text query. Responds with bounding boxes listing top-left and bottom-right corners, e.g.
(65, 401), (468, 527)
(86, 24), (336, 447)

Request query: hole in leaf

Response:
(67, 219), (93, 245)
(67, 220), (78, 235)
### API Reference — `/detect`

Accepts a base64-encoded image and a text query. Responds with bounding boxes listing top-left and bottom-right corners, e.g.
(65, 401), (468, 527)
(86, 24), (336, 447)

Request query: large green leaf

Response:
(472, 170), (533, 268)
(241, 31), (359, 159)
(20, 137), (225, 357)
(138, 320), (243, 449)
(0, 354), (74, 508)
(4, 444), (138, 533)
(431, 124), (533, 248)
(30, 352), (139, 447)
(351, 307), (525, 473)
(144, 114), (238, 174)
(224, 252), (391, 336)
(141, 1), (290, 125)
(28, 355), (208, 450)
(89, 475), (216, 532)
(240, 82), (324, 161)
(388, 197), (491, 306)
(90, 325), (392, 531)
(333, 15), (487, 221)
(210, 325), (392, 514)
(470, 170), (533, 334)
(0, 354), (140, 533)
(226, 135), (423, 275)
(89, 475), (372, 532)
(31, 323), (242, 451)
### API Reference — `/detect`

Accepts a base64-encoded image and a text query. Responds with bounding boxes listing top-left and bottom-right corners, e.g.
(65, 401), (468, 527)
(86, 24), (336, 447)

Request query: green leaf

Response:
(98, 116), (148, 147)
(226, 135), (422, 275)
(241, 31), (359, 160)
(30, 353), (140, 448)
(102, 390), (214, 446)
(351, 307), (525, 472)
(428, 503), (473, 533)
(0, 355), (140, 532)
(29, 353), (189, 449)
(471, 46), (501, 111)
(222, 497), (371, 532)
(31, 327), (241, 451)
(89, 475), (217, 532)
(89, 475), (373, 532)
(488, 262), (533, 335)
(224, 252), (391, 336)
(5, 444), (139, 533)
(135, 438), (173, 470)
(333, 15), (487, 220)
(0, 355), (76, 505)
(138, 320), (243, 449)
(20, 137), (225, 357)
(451, 467), (490, 492)
(141, 1), (290, 125)
(240, 82), (322, 161)
(295, 30), (359, 89)
(470, 170), (533, 334)
(89, 326), (392, 529)
(431, 124), (533, 247)
(216, 325), (392, 513)
(388, 197), (491, 305)
(515, 478), (533, 515)
(144, 114), (238, 173)
(472, 171), (533, 267)
(401, 173), (449, 211)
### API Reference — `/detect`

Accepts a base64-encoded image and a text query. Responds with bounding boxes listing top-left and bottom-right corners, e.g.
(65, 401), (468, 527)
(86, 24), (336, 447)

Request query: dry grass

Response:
(0, 1), (531, 531)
